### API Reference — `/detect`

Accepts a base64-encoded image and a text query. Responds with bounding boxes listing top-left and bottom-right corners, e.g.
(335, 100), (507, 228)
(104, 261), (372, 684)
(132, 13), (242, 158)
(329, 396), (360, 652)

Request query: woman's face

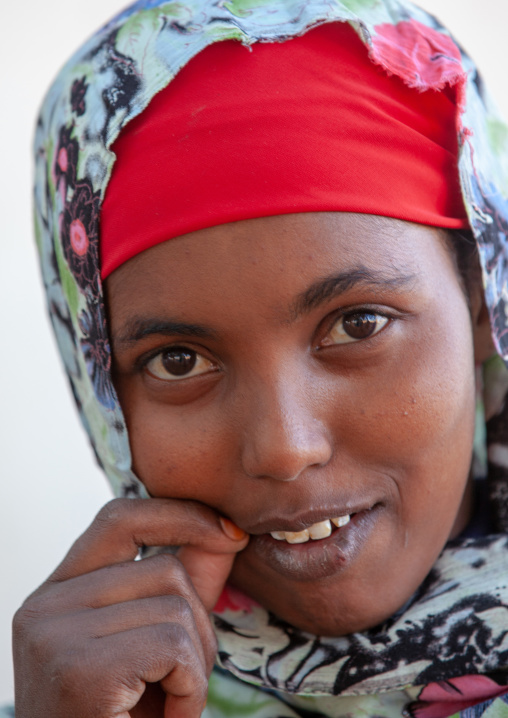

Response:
(108, 212), (484, 635)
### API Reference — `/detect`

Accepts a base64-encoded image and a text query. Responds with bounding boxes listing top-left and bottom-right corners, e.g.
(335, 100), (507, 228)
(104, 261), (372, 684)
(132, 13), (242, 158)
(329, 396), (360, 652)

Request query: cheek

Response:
(123, 397), (234, 500)
(364, 302), (473, 439)
(331, 309), (476, 528)
(354, 351), (474, 457)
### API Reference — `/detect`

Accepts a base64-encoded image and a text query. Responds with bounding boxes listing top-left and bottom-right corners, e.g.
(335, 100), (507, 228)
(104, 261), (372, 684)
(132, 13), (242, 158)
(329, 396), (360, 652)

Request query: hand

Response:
(12, 498), (248, 718)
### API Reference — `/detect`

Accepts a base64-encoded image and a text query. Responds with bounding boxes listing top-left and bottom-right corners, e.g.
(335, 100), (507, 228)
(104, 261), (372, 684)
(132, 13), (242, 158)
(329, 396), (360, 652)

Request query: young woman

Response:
(9, 0), (508, 716)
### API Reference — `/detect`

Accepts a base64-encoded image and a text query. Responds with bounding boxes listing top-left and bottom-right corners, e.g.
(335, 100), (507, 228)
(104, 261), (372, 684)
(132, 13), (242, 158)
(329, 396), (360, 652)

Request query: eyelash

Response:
(141, 309), (392, 382)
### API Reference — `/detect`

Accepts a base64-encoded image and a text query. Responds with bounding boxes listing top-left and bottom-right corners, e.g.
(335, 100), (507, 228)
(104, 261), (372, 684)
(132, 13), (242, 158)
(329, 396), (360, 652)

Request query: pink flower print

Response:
(54, 124), (79, 190)
(61, 179), (100, 294)
(70, 219), (89, 256)
(372, 19), (465, 93)
(58, 147), (69, 174)
(410, 675), (508, 718)
(213, 585), (259, 615)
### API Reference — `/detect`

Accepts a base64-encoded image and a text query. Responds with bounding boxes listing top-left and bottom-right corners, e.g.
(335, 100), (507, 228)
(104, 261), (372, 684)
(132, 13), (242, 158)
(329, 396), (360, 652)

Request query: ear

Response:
(472, 293), (496, 365)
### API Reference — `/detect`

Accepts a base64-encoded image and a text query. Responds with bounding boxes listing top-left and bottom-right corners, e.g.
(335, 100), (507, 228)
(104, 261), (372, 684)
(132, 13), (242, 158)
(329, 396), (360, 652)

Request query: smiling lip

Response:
(244, 503), (377, 535)
(243, 505), (381, 581)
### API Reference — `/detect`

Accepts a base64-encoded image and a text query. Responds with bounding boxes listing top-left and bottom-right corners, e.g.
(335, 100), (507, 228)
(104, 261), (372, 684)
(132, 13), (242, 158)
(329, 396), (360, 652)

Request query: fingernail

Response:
(220, 516), (247, 540)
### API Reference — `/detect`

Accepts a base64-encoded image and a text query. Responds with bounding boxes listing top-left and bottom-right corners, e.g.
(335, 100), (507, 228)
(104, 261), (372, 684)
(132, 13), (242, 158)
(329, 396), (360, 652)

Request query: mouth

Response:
(270, 514), (351, 543)
(238, 504), (382, 582)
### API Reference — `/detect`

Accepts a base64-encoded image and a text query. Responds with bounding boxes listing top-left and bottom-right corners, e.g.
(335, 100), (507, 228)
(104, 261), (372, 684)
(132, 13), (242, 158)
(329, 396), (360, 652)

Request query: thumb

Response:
(177, 518), (249, 611)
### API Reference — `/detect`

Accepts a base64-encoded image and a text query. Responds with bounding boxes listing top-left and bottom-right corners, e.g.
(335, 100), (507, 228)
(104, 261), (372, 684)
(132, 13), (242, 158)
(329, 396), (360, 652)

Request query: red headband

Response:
(100, 22), (468, 278)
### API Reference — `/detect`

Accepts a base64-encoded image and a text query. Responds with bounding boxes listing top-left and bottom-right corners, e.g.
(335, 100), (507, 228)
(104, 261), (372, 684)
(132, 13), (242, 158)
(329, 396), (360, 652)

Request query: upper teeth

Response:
(270, 515), (350, 543)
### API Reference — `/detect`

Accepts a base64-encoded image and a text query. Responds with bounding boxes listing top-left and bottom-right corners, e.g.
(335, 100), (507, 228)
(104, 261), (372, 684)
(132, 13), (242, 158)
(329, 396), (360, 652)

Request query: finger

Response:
(49, 498), (248, 582)
(177, 546), (237, 612)
(165, 693), (207, 718)
(108, 623), (209, 718)
(31, 553), (205, 614)
(177, 515), (248, 610)
(27, 554), (218, 673)
(36, 594), (214, 678)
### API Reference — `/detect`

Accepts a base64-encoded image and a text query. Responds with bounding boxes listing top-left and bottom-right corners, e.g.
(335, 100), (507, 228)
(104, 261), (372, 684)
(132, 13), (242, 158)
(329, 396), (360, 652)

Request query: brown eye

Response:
(343, 313), (381, 339)
(326, 312), (389, 345)
(145, 347), (216, 381)
(162, 348), (196, 375)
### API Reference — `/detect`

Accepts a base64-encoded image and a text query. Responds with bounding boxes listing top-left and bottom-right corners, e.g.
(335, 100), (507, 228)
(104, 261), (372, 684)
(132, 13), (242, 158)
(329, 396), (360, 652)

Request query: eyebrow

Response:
(289, 266), (416, 319)
(114, 319), (217, 347)
(114, 266), (416, 346)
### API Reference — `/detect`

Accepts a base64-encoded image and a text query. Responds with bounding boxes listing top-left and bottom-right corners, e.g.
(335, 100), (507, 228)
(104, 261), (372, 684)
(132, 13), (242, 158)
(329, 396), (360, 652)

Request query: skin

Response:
(109, 212), (490, 634)
(13, 212), (494, 717)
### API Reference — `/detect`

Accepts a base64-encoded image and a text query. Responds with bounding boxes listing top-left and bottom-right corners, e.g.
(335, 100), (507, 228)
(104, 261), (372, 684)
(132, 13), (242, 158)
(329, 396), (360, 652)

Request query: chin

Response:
(229, 566), (417, 637)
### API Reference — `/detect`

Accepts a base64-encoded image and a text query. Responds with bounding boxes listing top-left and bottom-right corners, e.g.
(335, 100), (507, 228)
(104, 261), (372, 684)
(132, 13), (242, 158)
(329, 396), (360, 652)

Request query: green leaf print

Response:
(222, 0), (283, 19)
(54, 231), (79, 318)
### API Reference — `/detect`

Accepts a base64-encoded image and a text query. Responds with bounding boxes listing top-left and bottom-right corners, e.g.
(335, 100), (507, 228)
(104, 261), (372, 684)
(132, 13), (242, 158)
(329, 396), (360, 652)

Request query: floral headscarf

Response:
(32, 1), (508, 716)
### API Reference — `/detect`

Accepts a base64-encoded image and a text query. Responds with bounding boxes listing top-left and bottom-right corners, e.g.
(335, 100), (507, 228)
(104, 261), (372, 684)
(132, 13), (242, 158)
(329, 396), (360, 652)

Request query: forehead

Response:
(106, 212), (455, 325)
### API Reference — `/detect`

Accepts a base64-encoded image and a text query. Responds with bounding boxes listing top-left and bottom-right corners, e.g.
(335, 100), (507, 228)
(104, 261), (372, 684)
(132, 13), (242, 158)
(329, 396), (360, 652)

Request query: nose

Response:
(239, 372), (333, 481)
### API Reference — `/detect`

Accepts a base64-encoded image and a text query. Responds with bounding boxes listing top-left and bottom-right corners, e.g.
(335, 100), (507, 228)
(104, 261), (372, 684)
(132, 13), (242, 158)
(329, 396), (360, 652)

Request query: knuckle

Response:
(95, 498), (134, 529)
(161, 621), (194, 655)
(154, 553), (192, 590)
(28, 619), (59, 661)
(12, 596), (48, 640)
(12, 605), (31, 641)
(167, 594), (193, 623)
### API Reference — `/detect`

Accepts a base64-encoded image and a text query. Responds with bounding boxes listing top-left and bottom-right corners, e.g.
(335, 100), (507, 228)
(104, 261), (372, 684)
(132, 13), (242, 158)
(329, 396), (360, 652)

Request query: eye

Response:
(145, 347), (216, 381)
(325, 311), (389, 345)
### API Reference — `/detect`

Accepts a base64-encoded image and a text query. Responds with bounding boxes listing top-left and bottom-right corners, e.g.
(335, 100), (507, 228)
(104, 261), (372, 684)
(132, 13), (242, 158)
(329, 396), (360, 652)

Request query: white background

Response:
(1, 0), (507, 707)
